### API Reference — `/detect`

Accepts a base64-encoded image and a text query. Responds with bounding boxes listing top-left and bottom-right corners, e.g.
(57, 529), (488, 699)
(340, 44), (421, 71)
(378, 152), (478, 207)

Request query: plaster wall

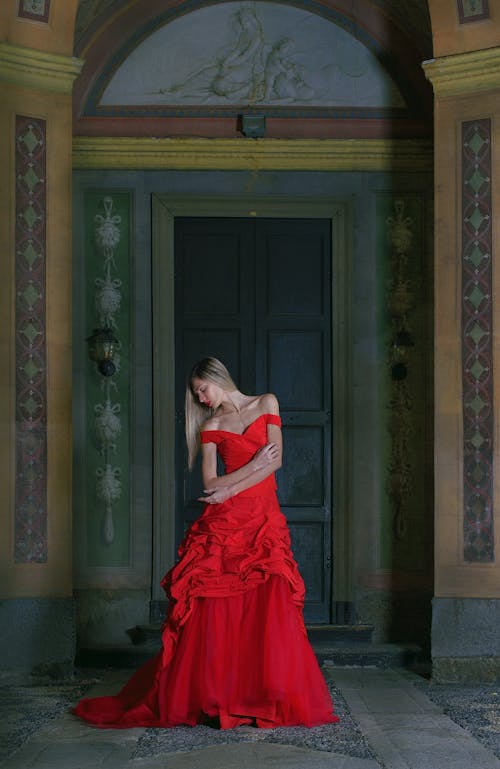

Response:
(0, 80), (74, 600)
(0, 3), (78, 667)
(0, 0), (78, 56)
(428, 0), (500, 57)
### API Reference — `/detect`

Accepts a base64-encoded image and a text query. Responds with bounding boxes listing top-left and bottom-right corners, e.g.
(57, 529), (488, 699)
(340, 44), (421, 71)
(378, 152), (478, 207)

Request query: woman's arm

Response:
(200, 393), (280, 487)
(200, 421), (282, 504)
(200, 437), (279, 489)
(199, 393), (282, 503)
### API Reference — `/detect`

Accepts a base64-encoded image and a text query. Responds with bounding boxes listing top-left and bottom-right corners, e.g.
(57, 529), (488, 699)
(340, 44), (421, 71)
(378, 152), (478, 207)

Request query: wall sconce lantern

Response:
(240, 114), (266, 138)
(391, 328), (414, 381)
(86, 327), (118, 377)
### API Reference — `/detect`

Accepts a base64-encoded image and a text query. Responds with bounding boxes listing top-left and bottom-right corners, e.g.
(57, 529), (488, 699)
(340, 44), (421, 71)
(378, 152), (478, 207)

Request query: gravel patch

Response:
(413, 680), (500, 758)
(0, 676), (100, 764)
(132, 681), (378, 760)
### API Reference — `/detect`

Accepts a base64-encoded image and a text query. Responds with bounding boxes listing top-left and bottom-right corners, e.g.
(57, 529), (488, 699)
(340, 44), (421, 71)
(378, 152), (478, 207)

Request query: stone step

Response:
(307, 624), (374, 646)
(75, 640), (421, 671)
(316, 642), (422, 669)
(75, 621), (422, 671)
(125, 623), (375, 647)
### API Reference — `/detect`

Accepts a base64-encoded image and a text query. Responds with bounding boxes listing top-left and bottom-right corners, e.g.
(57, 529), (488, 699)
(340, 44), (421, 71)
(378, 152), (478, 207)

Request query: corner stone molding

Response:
(0, 42), (83, 94)
(423, 46), (500, 98)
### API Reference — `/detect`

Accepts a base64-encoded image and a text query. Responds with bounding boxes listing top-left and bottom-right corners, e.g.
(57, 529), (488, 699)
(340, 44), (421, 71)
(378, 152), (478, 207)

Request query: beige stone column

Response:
(0, 1), (82, 672)
(424, 45), (500, 681)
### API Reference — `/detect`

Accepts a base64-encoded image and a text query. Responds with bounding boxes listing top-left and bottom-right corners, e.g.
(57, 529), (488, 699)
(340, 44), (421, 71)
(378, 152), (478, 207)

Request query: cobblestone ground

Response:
(1, 667), (499, 769)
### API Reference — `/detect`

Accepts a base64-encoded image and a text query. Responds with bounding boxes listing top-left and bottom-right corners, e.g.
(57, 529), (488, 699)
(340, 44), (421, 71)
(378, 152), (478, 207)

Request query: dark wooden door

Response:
(174, 217), (332, 622)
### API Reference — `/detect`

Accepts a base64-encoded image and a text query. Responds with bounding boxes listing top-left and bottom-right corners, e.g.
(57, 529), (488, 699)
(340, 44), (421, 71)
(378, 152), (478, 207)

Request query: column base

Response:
(0, 597), (75, 676)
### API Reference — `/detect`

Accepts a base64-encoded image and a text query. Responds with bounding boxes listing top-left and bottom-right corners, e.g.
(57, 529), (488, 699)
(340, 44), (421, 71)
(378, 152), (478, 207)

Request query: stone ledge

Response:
(72, 136), (434, 172)
(423, 46), (500, 98)
(0, 41), (83, 93)
(432, 656), (500, 683)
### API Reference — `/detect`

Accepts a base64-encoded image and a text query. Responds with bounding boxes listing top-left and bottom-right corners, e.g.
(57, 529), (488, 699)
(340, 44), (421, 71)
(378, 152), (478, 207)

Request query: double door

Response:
(174, 217), (332, 622)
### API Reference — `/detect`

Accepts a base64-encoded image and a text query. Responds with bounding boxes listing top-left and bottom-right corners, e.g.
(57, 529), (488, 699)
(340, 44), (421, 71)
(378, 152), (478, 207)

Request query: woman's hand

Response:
(253, 442), (280, 471)
(198, 485), (233, 504)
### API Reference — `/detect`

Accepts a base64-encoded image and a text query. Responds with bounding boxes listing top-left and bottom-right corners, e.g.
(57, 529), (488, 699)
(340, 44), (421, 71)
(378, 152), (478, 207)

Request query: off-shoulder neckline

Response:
(201, 412), (279, 438)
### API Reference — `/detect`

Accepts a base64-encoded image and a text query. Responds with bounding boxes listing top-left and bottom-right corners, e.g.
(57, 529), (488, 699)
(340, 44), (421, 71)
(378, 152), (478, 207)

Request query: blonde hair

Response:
(185, 357), (237, 469)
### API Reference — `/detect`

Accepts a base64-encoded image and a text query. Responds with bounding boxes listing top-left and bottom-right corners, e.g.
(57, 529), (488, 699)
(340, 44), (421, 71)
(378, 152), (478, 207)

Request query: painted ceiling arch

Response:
(74, 0), (432, 57)
(73, 0), (433, 139)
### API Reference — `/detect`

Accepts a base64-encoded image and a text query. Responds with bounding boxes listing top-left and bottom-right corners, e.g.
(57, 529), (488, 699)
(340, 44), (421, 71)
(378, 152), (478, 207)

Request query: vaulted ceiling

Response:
(74, 0), (432, 59)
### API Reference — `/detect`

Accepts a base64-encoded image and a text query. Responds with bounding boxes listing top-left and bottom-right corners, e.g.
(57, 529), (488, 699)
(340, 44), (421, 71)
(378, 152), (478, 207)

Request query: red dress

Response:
(73, 413), (338, 729)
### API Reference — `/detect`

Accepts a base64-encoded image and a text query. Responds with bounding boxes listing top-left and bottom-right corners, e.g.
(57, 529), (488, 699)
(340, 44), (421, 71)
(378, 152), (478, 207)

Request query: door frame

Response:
(152, 193), (353, 623)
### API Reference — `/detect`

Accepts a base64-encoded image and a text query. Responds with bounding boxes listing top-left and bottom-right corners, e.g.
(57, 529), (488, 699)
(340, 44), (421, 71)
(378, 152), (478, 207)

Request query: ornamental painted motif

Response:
(99, 2), (404, 109)
(18, 0), (51, 23)
(386, 199), (415, 542)
(457, 0), (489, 24)
(92, 197), (123, 545)
(14, 116), (48, 563)
(461, 119), (494, 562)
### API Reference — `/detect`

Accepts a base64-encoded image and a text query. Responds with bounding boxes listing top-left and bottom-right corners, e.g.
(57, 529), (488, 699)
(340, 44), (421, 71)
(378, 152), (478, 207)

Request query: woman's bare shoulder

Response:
(256, 392), (280, 415)
(200, 415), (221, 432)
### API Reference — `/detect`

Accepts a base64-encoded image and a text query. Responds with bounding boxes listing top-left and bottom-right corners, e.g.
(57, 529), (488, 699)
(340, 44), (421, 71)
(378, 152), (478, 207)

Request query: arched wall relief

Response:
(73, 0), (433, 138)
(100, 2), (405, 110)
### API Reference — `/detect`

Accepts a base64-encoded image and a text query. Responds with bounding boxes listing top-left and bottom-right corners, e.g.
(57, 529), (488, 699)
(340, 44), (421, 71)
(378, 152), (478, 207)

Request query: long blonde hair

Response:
(185, 357), (237, 469)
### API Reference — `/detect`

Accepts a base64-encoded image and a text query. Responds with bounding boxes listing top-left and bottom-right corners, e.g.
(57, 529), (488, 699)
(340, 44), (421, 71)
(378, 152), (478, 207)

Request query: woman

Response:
(73, 357), (337, 729)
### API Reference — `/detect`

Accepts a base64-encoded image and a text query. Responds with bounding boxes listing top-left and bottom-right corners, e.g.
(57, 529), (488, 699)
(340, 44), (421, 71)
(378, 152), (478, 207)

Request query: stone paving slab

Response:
(328, 667), (500, 769)
(130, 743), (382, 769)
(357, 715), (500, 769)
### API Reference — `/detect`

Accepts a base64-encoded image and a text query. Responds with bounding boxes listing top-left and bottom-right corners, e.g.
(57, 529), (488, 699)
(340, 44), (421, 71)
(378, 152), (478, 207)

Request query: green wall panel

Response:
(83, 191), (132, 567)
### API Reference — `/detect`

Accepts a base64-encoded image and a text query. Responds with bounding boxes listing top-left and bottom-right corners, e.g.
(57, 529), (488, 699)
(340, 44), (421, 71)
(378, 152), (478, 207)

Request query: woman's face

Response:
(191, 377), (224, 410)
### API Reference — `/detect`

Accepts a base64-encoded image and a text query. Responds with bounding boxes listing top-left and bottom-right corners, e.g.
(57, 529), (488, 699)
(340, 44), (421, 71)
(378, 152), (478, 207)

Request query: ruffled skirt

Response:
(73, 576), (337, 728)
(73, 493), (338, 729)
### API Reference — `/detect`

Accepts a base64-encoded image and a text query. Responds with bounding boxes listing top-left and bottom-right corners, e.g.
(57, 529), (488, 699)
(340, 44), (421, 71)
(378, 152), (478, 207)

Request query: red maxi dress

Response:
(73, 413), (338, 729)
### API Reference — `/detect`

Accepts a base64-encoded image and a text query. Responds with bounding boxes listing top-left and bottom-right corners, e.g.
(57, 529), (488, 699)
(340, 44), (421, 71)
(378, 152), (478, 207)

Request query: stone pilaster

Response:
(423, 46), (500, 680)
(0, 38), (83, 671)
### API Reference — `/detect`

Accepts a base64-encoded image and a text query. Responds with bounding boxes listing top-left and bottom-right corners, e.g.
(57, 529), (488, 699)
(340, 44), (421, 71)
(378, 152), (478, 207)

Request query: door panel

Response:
(279, 425), (325, 505)
(175, 218), (255, 535)
(268, 331), (324, 409)
(289, 522), (326, 602)
(255, 218), (332, 622)
(175, 217), (332, 622)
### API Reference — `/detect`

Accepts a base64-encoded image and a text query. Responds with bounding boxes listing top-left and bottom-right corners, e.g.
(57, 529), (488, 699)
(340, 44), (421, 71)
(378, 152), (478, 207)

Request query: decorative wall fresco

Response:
(14, 116), (47, 563)
(462, 119), (494, 562)
(18, 0), (50, 23)
(99, 1), (405, 110)
(377, 193), (430, 571)
(386, 200), (415, 543)
(457, 0), (489, 24)
(84, 192), (131, 567)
